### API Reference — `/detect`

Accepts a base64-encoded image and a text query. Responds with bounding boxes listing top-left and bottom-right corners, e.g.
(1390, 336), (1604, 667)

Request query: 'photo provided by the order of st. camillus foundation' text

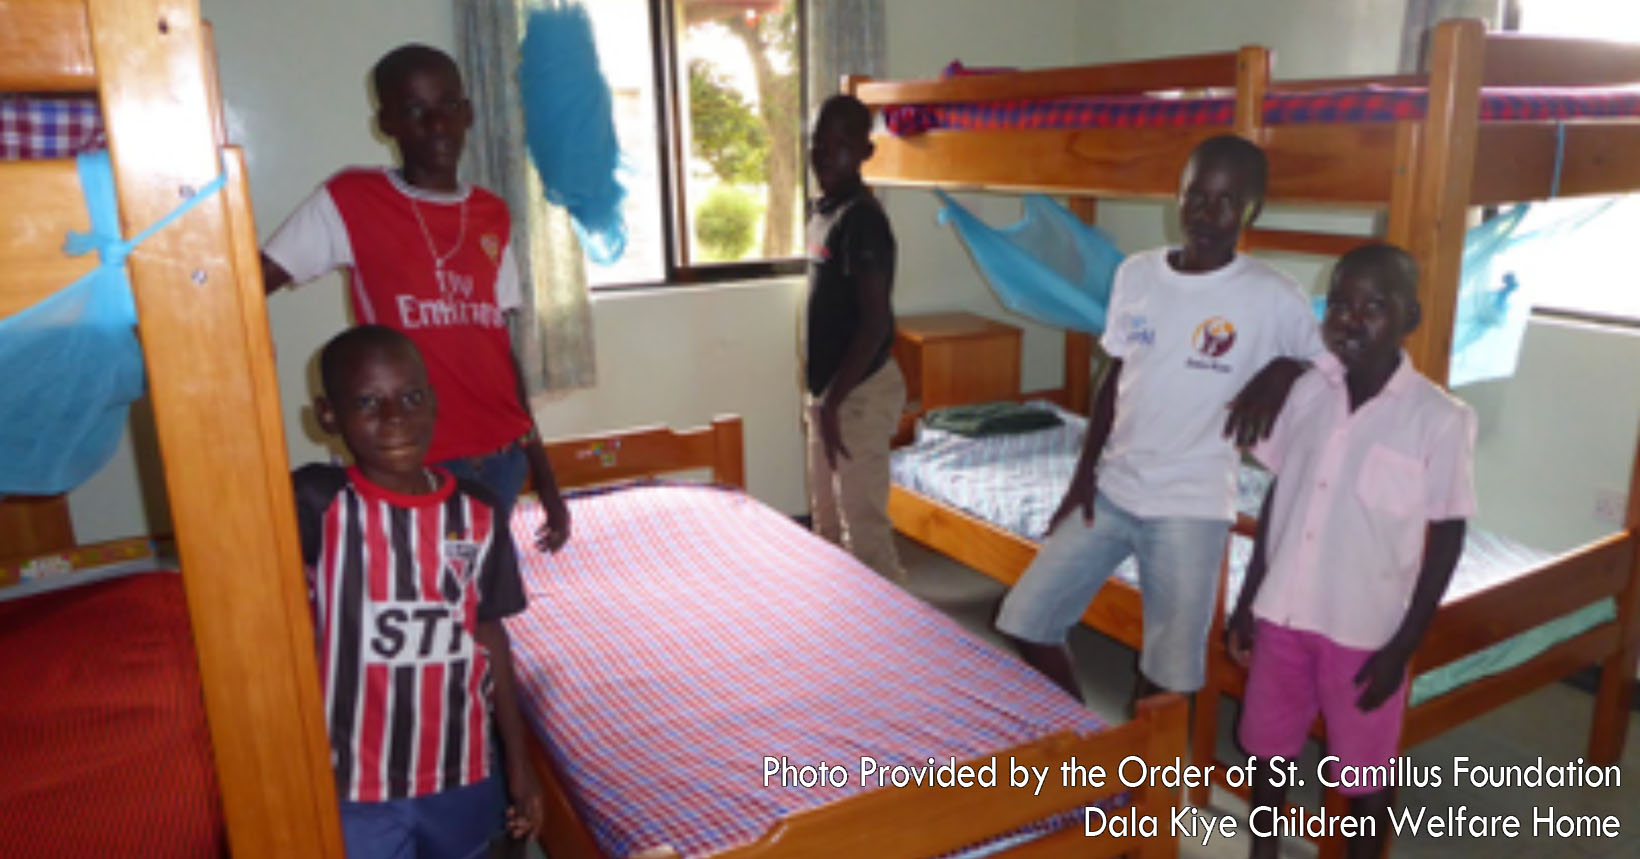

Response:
(762, 751), (1627, 848)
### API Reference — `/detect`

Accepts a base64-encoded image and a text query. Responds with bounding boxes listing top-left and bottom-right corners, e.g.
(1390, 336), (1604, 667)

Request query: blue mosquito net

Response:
(519, 4), (628, 264)
(935, 190), (1124, 334)
(1, 151), (145, 495)
(1302, 201), (1616, 388)
(1, 150), (223, 495)
(938, 189), (1613, 388)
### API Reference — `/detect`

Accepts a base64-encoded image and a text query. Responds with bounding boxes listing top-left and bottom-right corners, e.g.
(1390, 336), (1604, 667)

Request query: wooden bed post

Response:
(1132, 694), (1188, 859)
(0, 496), (74, 557)
(1590, 418), (1640, 763)
(712, 415), (746, 489)
(1400, 19), (1484, 387)
(1064, 197), (1098, 415)
(1233, 45), (1270, 139)
(85, 1), (343, 855)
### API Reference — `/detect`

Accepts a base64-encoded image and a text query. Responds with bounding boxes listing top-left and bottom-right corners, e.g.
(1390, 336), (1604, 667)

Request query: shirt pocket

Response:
(1356, 444), (1424, 517)
(1356, 444), (1425, 569)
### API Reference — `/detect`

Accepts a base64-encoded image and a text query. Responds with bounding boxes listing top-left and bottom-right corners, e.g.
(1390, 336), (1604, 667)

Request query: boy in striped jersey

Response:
(294, 325), (541, 857)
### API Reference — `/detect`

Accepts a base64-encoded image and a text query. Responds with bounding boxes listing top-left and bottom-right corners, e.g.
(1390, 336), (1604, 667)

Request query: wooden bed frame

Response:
(2, 0), (343, 855)
(851, 18), (1640, 858)
(528, 418), (1189, 859)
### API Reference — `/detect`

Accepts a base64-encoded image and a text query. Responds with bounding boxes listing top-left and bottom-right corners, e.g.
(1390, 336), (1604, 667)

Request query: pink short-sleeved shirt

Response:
(1250, 351), (1477, 649)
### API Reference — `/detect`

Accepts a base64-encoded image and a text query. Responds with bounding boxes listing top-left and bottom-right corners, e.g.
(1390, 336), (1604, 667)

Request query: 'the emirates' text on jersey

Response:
(293, 464), (526, 801)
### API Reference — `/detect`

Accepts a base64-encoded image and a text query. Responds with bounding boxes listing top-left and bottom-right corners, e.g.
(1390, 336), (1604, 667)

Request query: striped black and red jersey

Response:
(293, 463), (525, 802)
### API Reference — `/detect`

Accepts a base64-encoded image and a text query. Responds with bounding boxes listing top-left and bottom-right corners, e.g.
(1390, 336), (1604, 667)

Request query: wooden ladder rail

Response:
(83, 1), (344, 855)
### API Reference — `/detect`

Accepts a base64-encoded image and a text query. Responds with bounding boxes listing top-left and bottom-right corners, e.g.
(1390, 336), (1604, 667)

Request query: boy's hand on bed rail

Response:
(505, 757), (544, 841)
(525, 442), (572, 552)
(537, 497), (572, 553)
(1353, 644), (1410, 712)
(1224, 357), (1308, 448)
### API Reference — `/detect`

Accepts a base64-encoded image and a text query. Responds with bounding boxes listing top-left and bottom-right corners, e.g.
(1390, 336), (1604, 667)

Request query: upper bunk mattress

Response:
(884, 86), (1640, 135)
(0, 569), (223, 858)
(505, 483), (1108, 859)
(1, 94), (104, 159)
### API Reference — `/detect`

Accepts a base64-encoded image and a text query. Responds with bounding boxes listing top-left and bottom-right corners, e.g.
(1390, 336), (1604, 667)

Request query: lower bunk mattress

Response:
(0, 567), (223, 858)
(889, 402), (1615, 706)
(506, 483), (1109, 859)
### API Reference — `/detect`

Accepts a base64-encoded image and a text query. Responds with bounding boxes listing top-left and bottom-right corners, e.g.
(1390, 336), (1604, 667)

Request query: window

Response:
(581, 0), (806, 288)
(1506, 0), (1640, 322)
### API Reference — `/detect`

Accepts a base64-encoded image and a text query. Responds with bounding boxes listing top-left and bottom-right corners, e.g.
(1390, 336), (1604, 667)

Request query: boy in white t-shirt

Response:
(995, 134), (1325, 702)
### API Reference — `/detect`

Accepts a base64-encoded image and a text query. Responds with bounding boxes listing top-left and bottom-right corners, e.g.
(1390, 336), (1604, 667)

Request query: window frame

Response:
(590, 0), (809, 291)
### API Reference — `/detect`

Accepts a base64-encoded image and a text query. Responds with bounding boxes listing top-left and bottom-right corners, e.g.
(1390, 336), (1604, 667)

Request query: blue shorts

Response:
(339, 775), (507, 859)
(440, 444), (529, 525)
(994, 491), (1229, 692)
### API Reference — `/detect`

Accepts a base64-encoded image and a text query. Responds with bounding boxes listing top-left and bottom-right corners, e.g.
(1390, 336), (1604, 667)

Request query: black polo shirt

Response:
(804, 187), (896, 396)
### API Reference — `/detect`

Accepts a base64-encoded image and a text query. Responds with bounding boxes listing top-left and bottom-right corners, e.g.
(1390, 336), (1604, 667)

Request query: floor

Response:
(894, 535), (1640, 859)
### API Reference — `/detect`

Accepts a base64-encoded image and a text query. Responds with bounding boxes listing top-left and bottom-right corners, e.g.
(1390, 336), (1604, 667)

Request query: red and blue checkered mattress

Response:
(1, 94), (104, 159)
(883, 86), (1640, 135)
(506, 483), (1105, 859)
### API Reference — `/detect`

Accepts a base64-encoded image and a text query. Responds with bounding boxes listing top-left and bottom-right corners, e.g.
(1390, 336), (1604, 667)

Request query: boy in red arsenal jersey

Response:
(263, 43), (569, 554)
(293, 325), (541, 857)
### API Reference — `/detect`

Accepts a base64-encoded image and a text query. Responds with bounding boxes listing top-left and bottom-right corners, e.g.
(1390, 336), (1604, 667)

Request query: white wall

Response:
(1458, 319), (1640, 552)
(879, 0), (1089, 393)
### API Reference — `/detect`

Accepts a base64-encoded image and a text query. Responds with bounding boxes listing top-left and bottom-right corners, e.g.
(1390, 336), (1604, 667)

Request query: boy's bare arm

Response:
(507, 334), (571, 552)
(474, 620), (543, 841)
(1048, 359), (1120, 532)
(261, 252), (293, 295)
(815, 266), (893, 468)
(1225, 479), (1277, 665)
(1224, 356), (1309, 447)
(1354, 518), (1465, 709)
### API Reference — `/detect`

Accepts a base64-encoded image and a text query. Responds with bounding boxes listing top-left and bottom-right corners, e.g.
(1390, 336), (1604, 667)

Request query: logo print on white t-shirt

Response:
(1192, 317), (1237, 358)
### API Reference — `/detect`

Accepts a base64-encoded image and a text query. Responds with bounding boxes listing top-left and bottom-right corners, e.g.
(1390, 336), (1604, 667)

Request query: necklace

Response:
(409, 193), (468, 272)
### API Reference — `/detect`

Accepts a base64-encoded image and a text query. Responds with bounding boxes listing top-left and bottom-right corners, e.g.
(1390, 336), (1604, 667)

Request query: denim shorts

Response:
(439, 444), (529, 526)
(995, 491), (1229, 692)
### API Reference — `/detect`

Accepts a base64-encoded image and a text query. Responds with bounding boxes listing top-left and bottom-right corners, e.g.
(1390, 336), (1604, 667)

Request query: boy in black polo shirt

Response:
(804, 94), (905, 580)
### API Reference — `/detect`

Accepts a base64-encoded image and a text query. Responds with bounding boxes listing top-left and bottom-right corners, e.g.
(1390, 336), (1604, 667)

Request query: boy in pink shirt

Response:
(1228, 243), (1475, 859)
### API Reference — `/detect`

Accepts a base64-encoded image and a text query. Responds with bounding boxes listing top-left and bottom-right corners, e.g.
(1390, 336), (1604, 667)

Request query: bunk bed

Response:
(0, 0), (343, 856)
(848, 17), (1640, 851)
(513, 418), (1188, 859)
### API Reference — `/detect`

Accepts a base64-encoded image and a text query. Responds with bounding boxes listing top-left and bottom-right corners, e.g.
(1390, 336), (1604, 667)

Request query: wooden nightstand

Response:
(892, 313), (1022, 440)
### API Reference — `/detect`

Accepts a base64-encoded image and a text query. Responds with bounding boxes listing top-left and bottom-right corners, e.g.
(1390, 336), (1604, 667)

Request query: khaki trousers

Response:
(805, 361), (907, 579)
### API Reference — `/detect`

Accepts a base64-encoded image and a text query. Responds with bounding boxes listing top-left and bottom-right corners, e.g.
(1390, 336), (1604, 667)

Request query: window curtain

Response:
(456, 0), (596, 394)
(806, 0), (886, 108)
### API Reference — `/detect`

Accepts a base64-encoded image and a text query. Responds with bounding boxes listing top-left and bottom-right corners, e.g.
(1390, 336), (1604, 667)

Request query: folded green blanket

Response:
(923, 401), (1064, 438)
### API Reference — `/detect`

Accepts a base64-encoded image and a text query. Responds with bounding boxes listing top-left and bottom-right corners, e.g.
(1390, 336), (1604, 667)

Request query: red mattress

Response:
(0, 571), (224, 858)
(884, 85), (1640, 135)
(506, 484), (1106, 859)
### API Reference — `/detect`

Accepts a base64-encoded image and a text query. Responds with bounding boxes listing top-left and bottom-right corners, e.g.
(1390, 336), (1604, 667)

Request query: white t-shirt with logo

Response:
(1097, 249), (1325, 520)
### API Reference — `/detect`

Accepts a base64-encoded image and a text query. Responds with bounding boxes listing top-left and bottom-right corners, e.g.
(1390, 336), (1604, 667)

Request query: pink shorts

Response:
(1237, 621), (1408, 797)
